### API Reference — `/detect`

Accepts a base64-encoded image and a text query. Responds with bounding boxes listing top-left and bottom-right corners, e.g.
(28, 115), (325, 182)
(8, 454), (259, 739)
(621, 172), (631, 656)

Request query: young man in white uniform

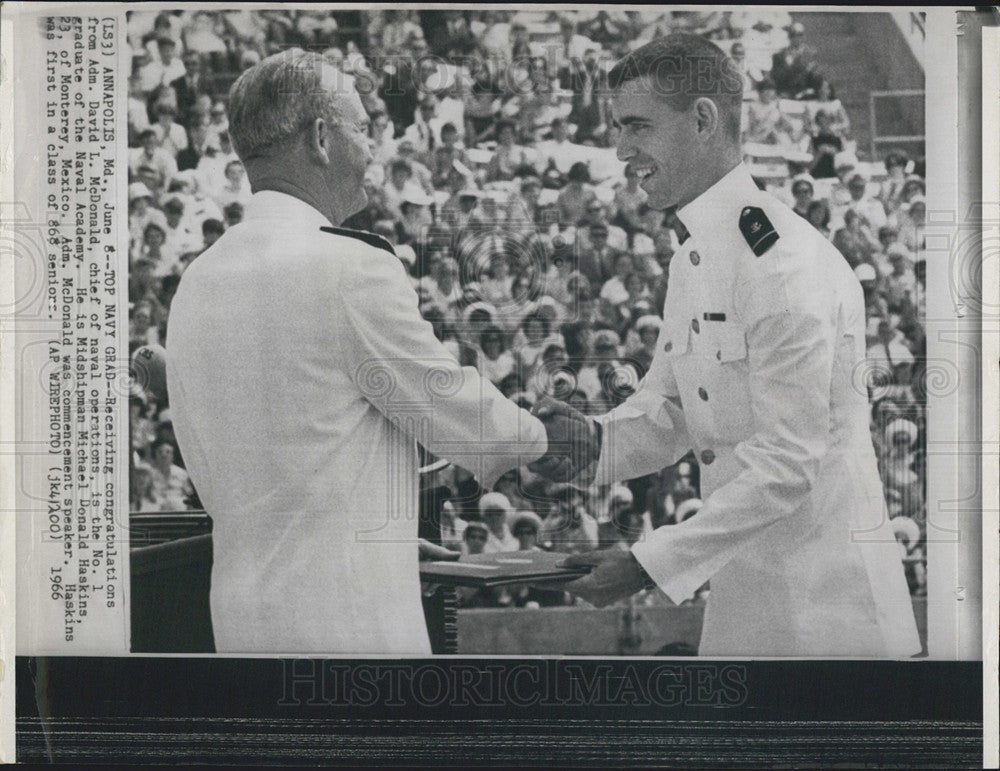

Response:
(532, 35), (920, 657)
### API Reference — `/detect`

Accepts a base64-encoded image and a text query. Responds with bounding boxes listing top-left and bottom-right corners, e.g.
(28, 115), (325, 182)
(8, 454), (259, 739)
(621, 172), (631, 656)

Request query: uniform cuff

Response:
(477, 410), (548, 490)
(630, 531), (702, 605)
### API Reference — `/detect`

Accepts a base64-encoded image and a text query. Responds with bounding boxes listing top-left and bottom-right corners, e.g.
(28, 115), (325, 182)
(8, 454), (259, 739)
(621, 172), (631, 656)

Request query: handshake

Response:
(527, 397), (602, 483)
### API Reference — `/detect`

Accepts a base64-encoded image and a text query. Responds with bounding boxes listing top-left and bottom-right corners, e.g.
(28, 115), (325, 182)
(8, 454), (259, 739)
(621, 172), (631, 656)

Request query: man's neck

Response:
(249, 171), (349, 227)
(676, 156), (743, 212)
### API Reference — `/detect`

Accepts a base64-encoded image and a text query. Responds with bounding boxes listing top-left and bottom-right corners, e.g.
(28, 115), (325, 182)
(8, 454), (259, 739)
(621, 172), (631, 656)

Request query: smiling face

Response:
(612, 77), (708, 211)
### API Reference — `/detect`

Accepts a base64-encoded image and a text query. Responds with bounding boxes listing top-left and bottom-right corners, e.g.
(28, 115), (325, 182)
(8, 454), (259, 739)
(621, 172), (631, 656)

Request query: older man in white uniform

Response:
(535, 34), (920, 657)
(166, 51), (555, 654)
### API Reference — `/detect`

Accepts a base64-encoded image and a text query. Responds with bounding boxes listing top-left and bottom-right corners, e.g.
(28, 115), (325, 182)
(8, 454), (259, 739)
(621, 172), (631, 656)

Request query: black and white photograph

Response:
(124, 7), (930, 658)
(2, 3), (993, 766)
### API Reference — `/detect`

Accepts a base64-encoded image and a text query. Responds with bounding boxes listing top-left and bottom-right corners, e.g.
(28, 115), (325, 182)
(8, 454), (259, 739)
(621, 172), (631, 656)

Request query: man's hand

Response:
(557, 549), (653, 607)
(528, 397), (601, 483)
(418, 538), (461, 561)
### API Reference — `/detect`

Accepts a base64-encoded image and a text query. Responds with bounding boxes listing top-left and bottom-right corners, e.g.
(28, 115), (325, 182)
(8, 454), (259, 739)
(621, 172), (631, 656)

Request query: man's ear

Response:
(309, 117), (332, 164)
(693, 97), (719, 138)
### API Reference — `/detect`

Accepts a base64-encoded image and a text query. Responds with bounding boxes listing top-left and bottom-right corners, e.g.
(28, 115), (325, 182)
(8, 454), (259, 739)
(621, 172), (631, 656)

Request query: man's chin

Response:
(645, 193), (672, 211)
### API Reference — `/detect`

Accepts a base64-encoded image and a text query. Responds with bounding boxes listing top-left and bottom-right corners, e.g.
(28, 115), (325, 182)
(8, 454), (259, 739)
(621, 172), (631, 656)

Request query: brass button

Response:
(700, 449), (716, 465)
(663, 341), (673, 353)
(689, 250), (700, 266)
(698, 387), (708, 401)
(716, 350), (722, 360)
(691, 318), (700, 333)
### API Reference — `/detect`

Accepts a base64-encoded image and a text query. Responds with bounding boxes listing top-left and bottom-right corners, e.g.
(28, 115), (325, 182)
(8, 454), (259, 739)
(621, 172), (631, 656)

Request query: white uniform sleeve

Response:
(338, 248), (547, 490)
(631, 251), (836, 603)
(587, 334), (693, 487)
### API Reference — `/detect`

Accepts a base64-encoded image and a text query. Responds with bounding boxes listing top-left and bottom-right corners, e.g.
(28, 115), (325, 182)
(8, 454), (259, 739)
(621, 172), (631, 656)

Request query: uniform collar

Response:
(676, 163), (760, 246)
(243, 190), (334, 229)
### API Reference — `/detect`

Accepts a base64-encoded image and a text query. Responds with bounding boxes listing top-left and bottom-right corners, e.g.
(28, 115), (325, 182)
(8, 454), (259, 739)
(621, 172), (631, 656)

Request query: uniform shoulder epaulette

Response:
(739, 206), (779, 257)
(319, 225), (396, 256)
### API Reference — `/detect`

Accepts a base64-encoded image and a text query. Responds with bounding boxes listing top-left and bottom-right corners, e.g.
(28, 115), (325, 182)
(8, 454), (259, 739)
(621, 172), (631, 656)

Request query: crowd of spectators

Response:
(126, 9), (928, 605)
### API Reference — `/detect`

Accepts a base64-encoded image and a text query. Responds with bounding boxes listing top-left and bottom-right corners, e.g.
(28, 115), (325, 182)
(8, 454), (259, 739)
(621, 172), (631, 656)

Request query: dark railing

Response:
(128, 510), (212, 548)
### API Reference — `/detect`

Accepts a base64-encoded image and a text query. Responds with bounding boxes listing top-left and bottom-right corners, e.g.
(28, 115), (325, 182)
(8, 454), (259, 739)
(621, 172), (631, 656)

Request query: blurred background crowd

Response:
(126, 8), (928, 609)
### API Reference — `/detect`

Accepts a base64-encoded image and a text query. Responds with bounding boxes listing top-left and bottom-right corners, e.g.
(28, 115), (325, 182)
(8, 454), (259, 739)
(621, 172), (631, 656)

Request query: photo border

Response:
(3, 3), (995, 765)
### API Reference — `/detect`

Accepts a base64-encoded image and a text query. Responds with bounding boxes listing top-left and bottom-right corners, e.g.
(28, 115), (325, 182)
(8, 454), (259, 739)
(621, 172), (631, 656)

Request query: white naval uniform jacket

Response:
(594, 165), (920, 657)
(166, 191), (547, 654)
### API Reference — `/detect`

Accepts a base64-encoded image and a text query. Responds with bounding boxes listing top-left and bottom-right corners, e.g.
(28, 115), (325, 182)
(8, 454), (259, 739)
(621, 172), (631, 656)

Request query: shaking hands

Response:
(527, 397), (602, 483)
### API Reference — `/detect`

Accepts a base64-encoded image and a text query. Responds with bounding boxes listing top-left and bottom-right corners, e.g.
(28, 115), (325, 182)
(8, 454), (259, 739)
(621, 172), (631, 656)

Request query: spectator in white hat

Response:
(830, 152), (860, 206)
(510, 510), (544, 551)
(478, 492), (519, 553)
(396, 185), (435, 245)
(843, 172), (888, 231)
(128, 182), (166, 258)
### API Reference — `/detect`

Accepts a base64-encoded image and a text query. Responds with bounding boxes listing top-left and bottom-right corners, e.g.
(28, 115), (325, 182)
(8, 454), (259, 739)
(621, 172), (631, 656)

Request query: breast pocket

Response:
(697, 320), (754, 439)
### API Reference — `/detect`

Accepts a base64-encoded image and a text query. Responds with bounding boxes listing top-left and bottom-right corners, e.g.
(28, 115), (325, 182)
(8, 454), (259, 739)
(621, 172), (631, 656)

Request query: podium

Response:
(130, 529), (215, 653)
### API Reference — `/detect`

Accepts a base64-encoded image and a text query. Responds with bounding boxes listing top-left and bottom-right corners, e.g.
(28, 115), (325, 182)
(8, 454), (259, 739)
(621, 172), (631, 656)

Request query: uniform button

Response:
(689, 250), (700, 266)
(698, 387), (708, 401)
(663, 341), (673, 353)
(716, 350), (722, 360)
(691, 318), (700, 333)
(700, 449), (716, 465)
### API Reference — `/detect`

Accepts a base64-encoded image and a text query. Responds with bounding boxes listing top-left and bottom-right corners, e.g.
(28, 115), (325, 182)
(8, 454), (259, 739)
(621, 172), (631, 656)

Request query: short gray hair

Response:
(227, 48), (348, 161)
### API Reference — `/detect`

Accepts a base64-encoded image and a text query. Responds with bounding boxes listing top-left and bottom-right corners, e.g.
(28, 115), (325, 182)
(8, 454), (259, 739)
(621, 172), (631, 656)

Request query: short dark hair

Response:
(807, 200), (830, 227)
(607, 33), (743, 140)
(567, 161), (591, 183)
(522, 311), (550, 336)
(885, 150), (909, 169)
(496, 118), (517, 135)
(202, 218), (225, 236)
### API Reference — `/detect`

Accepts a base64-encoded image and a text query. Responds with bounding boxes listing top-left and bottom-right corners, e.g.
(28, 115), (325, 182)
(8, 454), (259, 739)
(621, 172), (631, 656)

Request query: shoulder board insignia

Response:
(739, 206), (779, 257)
(320, 225), (396, 256)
